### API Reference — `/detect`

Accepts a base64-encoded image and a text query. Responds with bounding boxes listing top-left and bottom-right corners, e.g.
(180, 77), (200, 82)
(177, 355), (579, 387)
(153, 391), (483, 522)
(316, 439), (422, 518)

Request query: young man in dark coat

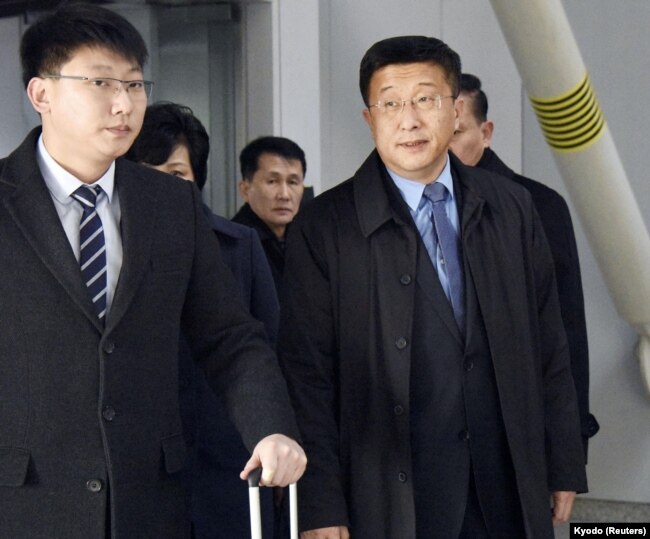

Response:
(450, 73), (600, 456)
(0, 5), (305, 538)
(279, 36), (586, 538)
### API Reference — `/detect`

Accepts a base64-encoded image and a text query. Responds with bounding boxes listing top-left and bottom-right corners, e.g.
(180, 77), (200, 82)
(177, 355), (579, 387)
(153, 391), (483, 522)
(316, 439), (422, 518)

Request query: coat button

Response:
(86, 479), (103, 493)
(395, 337), (407, 350)
(464, 360), (474, 372)
(458, 430), (470, 441)
(103, 341), (115, 354)
(399, 274), (412, 285)
(398, 472), (407, 482)
(394, 405), (404, 416)
(102, 407), (116, 421)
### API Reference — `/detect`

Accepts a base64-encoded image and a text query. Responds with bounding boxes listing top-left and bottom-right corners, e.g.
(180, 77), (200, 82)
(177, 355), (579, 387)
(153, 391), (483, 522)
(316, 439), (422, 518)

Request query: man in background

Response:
(449, 73), (599, 454)
(233, 136), (306, 293)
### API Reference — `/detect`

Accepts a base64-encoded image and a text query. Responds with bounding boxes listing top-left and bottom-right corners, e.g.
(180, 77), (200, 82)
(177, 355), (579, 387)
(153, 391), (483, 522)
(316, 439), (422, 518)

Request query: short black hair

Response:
(125, 102), (210, 190)
(359, 35), (461, 107)
(459, 73), (489, 123)
(239, 136), (306, 182)
(20, 2), (148, 88)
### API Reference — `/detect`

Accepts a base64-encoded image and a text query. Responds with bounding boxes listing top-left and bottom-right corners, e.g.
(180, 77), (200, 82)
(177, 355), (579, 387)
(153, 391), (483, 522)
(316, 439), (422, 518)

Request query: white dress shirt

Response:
(37, 135), (123, 316)
(388, 154), (459, 301)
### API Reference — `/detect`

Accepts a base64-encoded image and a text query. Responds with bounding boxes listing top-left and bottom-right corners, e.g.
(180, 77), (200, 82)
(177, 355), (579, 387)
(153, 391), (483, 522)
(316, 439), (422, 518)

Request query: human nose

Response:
(277, 182), (290, 199)
(399, 98), (421, 127)
(111, 83), (134, 115)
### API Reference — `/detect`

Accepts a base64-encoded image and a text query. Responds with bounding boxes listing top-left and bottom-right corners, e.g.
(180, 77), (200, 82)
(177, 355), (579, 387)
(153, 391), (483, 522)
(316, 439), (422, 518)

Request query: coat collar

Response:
(1, 127), (159, 333)
(476, 147), (515, 180)
(353, 150), (413, 238)
(2, 128), (104, 330)
(352, 149), (488, 238)
(233, 203), (277, 242)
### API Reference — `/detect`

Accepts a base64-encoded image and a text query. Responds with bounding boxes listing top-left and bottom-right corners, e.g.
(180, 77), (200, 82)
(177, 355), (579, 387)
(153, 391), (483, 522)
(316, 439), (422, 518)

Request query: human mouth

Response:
(400, 140), (427, 149)
(107, 125), (131, 136)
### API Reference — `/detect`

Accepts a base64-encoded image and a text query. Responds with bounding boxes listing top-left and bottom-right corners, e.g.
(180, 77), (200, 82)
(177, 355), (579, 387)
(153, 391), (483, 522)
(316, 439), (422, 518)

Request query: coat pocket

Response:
(161, 434), (187, 475)
(0, 447), (30, 486)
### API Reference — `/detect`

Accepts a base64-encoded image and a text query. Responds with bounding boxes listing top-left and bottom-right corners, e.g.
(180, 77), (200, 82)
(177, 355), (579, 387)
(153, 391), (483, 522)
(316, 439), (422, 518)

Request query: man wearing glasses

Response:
(279, 35), (586, 538)
(0, 4), (305, 538)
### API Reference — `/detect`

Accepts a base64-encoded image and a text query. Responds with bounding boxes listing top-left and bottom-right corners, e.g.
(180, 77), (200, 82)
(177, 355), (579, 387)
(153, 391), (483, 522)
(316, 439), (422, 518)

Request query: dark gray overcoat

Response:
(0, 129), (298, 538)
(279, 151), (587, 538)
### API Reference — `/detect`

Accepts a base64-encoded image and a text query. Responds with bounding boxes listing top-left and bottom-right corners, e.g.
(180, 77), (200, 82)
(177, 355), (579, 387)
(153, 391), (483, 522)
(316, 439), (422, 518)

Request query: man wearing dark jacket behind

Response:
(233, 136), (306, 294)
(279, 36), (586, 539)
(450, 73), (599, 456)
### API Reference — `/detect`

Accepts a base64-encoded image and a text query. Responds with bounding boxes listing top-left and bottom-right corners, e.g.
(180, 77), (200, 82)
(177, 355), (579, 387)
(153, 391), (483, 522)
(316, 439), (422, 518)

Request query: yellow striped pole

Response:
(490, 0), (650, 395)
(530, 73), (605, 153)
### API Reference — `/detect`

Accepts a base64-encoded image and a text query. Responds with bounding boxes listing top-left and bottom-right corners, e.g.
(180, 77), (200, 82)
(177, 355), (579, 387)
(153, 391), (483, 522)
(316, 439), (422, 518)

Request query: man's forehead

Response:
(64, 45), (143, 73)
(258, 153), (304, 175)
(371, 62), (449, 90)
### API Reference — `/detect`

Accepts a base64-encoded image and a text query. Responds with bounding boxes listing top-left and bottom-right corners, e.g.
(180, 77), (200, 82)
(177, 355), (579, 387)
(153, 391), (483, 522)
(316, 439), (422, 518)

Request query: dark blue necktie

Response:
(72, 185), (107, 323)
(423, 182), (465, 332)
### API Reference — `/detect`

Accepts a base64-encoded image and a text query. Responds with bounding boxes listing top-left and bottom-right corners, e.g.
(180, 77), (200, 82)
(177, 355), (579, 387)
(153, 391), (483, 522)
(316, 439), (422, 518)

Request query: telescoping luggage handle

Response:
(247, 467), (298, 539)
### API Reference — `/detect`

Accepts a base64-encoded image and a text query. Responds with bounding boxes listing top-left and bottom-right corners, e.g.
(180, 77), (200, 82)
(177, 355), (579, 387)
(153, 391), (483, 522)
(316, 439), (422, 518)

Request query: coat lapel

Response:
(353, 151), (464, 343)
(414, 247), (463, 344)
(2, 129), (102, 330)
(105, 159), (158, 331)
(453, 155), (492, 352)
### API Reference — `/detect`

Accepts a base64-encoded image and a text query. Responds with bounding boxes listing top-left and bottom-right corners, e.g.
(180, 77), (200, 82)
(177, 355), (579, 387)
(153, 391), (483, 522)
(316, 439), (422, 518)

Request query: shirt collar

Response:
(387, 153), (455, 212)
(37, 134), (116, 204)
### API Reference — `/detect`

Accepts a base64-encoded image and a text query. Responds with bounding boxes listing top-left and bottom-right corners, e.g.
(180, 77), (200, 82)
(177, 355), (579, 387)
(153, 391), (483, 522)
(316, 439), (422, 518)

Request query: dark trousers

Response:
(459, 475), (489, 539)
(459, 474), (525, 539)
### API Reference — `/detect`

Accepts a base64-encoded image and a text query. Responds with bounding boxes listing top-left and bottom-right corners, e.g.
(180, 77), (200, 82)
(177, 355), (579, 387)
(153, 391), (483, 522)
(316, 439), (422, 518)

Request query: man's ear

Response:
(26, 77), (50, 114)
(453, 98), (464, 131)
(362, 107), (372, 127)
(238, 180), (250, 202)
(481, 120), (494, 147)
(362, 108), (376, 141)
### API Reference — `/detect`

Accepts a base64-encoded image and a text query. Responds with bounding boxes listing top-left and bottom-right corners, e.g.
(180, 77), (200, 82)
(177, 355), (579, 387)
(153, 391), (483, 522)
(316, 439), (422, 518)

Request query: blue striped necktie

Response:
(72, 185), (107, 323)
(423, 181), (465, 333)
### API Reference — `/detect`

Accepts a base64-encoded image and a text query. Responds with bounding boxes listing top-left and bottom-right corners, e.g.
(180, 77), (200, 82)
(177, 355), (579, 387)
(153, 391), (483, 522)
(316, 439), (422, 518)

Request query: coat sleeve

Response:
(278, 212), (351, 531)
(180, 181), (300, 450)
(531, 204), (588, 493)
(542, 195), (598, 456)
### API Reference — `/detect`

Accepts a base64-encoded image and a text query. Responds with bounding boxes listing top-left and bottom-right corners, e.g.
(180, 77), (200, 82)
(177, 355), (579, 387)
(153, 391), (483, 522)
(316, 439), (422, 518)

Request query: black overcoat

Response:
(279, 151), (587, 538)
(0, 129), (298, 538)
(475, 147), (599, 453)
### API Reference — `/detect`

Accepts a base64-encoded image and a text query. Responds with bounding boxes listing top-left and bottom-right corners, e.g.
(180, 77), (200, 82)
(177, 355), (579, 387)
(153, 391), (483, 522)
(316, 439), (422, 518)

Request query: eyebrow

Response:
(378, 81), (438, 95)
(85, 64), (143, 76)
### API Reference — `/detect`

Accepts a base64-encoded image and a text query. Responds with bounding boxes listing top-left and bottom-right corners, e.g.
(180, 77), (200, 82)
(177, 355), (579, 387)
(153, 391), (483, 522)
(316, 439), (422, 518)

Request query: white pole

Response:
(289, 482), (298, 539)
(248, 484), (262, 539)
(490, 0), (650, 396)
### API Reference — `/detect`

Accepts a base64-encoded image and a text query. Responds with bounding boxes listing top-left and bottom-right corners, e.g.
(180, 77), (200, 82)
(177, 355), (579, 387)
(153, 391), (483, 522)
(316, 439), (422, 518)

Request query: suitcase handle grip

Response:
(247, 466), (264, 488)
(247, 467), (298, 539)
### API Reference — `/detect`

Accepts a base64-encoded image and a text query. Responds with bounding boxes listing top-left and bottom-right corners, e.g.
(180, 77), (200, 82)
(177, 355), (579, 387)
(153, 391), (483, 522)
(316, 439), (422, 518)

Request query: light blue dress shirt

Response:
(37, 135), (123, 316)
(387, 154), (459, 301)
